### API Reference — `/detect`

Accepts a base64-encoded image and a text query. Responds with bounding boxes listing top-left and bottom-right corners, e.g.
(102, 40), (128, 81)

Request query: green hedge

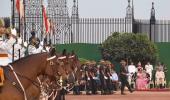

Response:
(55, 43), (170, 83)
(156, 43), (170, 83)
(56, 43), (102, 62)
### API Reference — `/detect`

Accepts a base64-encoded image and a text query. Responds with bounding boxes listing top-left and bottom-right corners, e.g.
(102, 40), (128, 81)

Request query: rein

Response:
(8, 64), (27, 100)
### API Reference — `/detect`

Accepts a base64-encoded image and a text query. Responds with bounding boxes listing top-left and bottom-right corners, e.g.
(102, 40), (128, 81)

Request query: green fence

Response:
(56, 43), (170, 84)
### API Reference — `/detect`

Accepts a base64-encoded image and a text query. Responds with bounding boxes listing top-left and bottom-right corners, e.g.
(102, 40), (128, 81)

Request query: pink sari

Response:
(136, 72), (148, 90)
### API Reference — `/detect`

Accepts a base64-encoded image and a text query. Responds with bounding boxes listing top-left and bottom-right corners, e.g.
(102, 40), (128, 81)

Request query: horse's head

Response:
(64, 55), (83, 82)
(57, 55), (73, 75)
(44, 48), (67, 82)
(69, 55), (81, 71)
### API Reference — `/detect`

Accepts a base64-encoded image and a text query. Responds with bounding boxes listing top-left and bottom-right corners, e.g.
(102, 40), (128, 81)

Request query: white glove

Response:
(104, 76), (108, 79)
(40, 41), (44, 46)
(17, 37), (22, 45)
(93, 77), (98, 80)
(87, 78), (90, 80)
(45, 46), (50, 52)
(23, 42), (28, 47)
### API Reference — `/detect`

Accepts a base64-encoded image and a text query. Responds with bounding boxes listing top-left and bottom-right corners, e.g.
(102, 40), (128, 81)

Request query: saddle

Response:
(0, 67), (4, 86)
(0, 53), (8, 86)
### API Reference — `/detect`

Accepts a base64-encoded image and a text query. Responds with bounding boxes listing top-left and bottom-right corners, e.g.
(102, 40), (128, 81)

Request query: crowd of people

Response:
(72, 60), (128, 95)
(128, 61), (167, 90)
(71, 59), (168, 95)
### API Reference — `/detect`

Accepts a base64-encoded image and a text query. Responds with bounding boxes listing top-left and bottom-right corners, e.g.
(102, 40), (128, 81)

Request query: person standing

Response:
(145, 62), (153, 81)
(128, 62), (137, 88)
(119, 60), (133, 95)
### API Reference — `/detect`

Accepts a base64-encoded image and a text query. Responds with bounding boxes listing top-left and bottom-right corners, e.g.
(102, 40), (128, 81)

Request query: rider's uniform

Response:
(0, 28), (23, 65)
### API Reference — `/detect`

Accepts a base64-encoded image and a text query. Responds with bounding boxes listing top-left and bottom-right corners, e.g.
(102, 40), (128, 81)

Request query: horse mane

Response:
(11, 52), (47, 65)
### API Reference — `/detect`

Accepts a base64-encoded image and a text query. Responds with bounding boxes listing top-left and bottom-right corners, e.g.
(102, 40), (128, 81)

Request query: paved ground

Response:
(66, 91), (170, 100)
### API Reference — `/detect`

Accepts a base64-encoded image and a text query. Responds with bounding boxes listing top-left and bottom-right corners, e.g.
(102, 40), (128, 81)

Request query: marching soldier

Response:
(119, 60), (133, 95)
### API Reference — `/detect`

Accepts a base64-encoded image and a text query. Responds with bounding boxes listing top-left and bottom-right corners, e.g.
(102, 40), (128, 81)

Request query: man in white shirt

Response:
(110, 70), (119, 91)
(128, 62), (136, 85)
(145, 62), (153, 80)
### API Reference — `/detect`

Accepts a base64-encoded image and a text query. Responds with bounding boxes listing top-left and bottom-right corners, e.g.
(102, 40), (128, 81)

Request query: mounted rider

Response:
(27, 30), (43, 55)
(0, 28), (22, 64)
(29, 30), (40, 48)
(0, 20), (23, 86)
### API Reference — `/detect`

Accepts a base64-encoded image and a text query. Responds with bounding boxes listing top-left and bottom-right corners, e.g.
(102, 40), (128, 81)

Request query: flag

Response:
(42, 5), (50, 34)
(49, 19), (54, 34)
(16, 0), (24, 18)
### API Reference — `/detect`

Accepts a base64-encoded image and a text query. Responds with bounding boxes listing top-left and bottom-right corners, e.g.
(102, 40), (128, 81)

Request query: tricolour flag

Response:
(16, 0), (24, 18)
(42, 5), (50, 34)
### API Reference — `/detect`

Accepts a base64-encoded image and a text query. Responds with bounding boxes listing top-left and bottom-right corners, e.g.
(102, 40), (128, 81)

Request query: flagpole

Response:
(12, 0), (15, 62)
(18, 0), (21, 60)
(41, 0), (44, 41)
(23, 0), (26, 42)
(12, 0), (15, 28)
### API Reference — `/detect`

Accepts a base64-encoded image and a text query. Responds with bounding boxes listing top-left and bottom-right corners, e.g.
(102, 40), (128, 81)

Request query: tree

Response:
(101, 32), (159, 65)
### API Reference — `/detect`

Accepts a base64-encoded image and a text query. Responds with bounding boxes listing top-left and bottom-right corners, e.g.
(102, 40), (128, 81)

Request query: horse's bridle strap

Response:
(58, 56), (66, 60)
(69, 55), (75, 58)
(8, 64), (27, 100)
(47, 56), (56, 61)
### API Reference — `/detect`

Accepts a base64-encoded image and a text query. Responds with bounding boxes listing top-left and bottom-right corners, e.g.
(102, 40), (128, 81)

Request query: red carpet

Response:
(136, 88), (170, 92)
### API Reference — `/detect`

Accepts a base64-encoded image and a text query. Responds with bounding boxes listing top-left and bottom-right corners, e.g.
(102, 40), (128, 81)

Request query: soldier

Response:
(119, 60), (133, 95)
(84, 61), (91, 95)
(28, 31), (43, 55)
(90, 61), (98, 94)
(29, 30), (40, 48)
(99, 61), (107, 95)
(0, 28), (22, 63)
(105, 70), (112, 94)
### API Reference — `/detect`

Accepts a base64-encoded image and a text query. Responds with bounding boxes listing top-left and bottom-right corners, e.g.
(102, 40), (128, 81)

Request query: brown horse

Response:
(25, 54), (70, 100)
(68, 55), (82, 81)
(57, 55), (82, 89)
(25, 53), (69, 100)
(0, 52), (57, 100)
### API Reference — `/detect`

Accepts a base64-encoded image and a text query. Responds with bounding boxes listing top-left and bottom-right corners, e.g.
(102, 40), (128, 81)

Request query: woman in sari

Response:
(136, 67), (148, 90)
